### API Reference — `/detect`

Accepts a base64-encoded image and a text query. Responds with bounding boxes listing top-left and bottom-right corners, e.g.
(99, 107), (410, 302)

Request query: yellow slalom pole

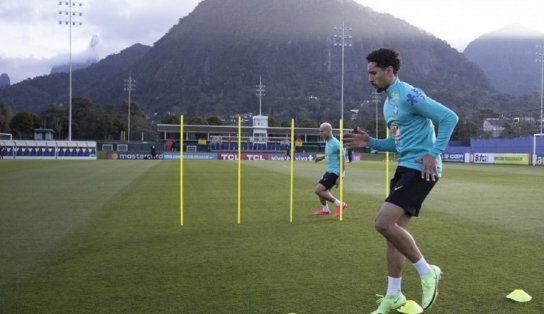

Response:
(237, 116), (241, 224)
(339, 119), (344, 221)
(290, 118), (294, 223)
(180, 115), (184, 226)
(385, 128), (390, 196)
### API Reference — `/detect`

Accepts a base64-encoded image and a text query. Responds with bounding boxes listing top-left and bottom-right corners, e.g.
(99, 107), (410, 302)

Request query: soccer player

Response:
(343, 48), (458, 314)
(313, 122), (347, 218)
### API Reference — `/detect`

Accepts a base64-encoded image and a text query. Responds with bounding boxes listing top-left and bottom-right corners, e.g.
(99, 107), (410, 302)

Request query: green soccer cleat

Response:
(370, 292), (406, 314)
(421, 265), (442, 310)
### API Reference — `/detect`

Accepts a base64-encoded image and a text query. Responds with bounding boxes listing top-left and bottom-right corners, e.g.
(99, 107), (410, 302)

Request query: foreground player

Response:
(344, 48), (458, 313)
(313, 122), (347, 218)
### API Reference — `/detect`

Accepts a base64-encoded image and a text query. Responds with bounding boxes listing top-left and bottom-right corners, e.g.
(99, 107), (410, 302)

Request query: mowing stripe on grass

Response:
(0, 160), (160, 289)
(1, 160), (543, 313)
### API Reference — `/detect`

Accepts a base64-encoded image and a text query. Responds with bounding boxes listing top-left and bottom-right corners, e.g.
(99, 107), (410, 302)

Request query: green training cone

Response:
(396, 300), (423, 314)
(506, 289), (532, 302)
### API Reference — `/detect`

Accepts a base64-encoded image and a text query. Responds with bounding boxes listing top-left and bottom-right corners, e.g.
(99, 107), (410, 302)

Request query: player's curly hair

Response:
(366, 48), (401, 74)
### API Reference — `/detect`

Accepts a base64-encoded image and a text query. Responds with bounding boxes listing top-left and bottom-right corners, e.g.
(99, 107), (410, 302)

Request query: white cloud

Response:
(355, 0), (544, 51)
(0, 0), (202, 83)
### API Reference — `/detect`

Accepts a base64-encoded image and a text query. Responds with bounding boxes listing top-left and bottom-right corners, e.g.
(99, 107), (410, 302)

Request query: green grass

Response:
(0, 159), (543, 313)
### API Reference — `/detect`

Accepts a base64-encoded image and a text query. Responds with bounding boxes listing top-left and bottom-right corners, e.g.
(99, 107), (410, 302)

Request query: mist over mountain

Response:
(464, 23), (544, 96)
(0, 44), (150, 113)
(50, 35), (101, 74)
(0, 0), (493, 123)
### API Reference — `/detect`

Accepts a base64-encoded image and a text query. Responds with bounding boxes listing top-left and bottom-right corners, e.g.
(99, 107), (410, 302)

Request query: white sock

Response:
(322, 204), (329, 212)
(413, 257), (431, 277)
(386, 276), (402, 296)
(333, 199), (341, 207)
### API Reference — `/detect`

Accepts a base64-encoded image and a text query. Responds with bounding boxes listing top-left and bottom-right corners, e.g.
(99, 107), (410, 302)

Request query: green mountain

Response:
(0, 44), (150, 113)
(464, 23), (544, 96)
(0, 0), (493, 124)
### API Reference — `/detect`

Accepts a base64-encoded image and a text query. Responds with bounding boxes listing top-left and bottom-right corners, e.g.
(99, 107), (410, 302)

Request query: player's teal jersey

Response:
(325, 136), (341, 175)
(369, 78), (458, 176)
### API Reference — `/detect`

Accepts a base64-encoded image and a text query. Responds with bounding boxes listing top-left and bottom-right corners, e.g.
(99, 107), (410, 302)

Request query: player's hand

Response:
(415, 154), (437, 182)
(343, 127), (370, 149)
(315, 155), (325, 163)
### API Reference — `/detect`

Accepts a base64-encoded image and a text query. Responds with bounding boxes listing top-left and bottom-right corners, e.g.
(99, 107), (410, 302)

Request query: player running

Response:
(313, 122), (347, 218)
(344, 48), (458, 313)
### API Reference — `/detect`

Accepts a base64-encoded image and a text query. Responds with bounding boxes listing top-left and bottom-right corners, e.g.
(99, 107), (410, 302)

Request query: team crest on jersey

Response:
(390, 122), (403, 146)
(393, 104), (399, 116)
(390, 122), (400, 138)
(406, 88), (425, 106)
(390, 92), (400, 101)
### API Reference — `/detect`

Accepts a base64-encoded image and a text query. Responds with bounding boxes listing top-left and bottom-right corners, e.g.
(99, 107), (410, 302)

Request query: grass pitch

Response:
(0, 159), (543, 313)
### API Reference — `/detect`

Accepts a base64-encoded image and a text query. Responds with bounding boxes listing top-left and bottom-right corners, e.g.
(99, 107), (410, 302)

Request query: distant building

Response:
(252, 115), (268, 144)
(34, 128), (55, 140)
(483, 118), (509, 137)
(512, 116), (535, 124)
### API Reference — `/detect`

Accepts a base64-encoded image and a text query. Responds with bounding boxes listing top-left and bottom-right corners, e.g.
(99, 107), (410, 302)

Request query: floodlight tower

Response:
(371, 91), (381, 137)
(58, 0), (83, 141)
(124, 72), (136, 143)
(256, 76), (266, 115)
(333, 22), (352, 121)
(537, 44), (544, 134)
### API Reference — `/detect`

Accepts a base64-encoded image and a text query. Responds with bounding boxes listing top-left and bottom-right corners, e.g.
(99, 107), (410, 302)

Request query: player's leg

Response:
(383, 167), (441, 310)
(386, 213), (410, 278)
(313, 173), (341, 216)
(371, 205), (415, 314)
(313, 182), (331, 215)
(375, 202), (422, 262)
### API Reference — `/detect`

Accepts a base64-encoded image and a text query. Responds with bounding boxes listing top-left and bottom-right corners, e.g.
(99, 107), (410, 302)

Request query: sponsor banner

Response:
(293, 154), (316, 161)
(470, 153), (494, 164)
(269, 154), (291, 161)
(217, 153), (267, 161)
(216, 152), (316, 161)
(114, 152), (163, 160)
(442, 152), (465, 163)
(162, 153), (217, 160)
(109, 152), (219, 160)
(533, 155), (544, 166)
(182, 153), (217, 160)
(494, 153), (529, 165)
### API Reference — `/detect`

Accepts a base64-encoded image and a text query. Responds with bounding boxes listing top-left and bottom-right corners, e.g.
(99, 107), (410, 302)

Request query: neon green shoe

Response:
(370, 292), (406, 314)
(421, 265), (442, 310)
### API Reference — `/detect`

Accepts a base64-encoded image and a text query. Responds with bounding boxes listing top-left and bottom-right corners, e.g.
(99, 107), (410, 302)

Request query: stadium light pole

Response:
(333, 22), (352, 121)
(371, 92), (381, 137)
(537, 44), (544, 134)
(124, 72), (136, 143)
(58, 0), (83, 141)
(256, 76), (265, 116)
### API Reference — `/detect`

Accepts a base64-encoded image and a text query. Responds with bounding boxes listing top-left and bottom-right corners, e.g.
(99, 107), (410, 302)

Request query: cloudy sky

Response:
(1, 0), (543, 84)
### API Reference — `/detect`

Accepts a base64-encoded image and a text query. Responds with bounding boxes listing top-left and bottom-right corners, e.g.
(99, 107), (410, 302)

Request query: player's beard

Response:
(372, 84), (385, 93)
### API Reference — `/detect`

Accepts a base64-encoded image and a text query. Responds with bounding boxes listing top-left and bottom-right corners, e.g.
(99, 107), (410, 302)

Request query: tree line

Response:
(0, 98), (156, 141)
(0, 100), (538, 144)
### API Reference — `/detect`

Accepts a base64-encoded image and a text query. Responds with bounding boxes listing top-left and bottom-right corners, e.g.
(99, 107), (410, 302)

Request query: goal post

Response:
(0, 133), (12, 140)
(532, 133), (544, 166)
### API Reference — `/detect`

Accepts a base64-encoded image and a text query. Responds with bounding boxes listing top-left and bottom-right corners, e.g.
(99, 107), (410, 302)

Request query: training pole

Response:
(180, 115), (184, 226)
(290, 118), (294, 223)
(237, 116), (242, 224)
(385, 128), (390, 196)
(339, 119), (344, 221)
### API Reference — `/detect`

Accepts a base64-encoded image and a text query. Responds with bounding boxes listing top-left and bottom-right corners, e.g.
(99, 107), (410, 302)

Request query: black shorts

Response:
(318, 172), (339, 190)
(385, 166), (438, 217)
